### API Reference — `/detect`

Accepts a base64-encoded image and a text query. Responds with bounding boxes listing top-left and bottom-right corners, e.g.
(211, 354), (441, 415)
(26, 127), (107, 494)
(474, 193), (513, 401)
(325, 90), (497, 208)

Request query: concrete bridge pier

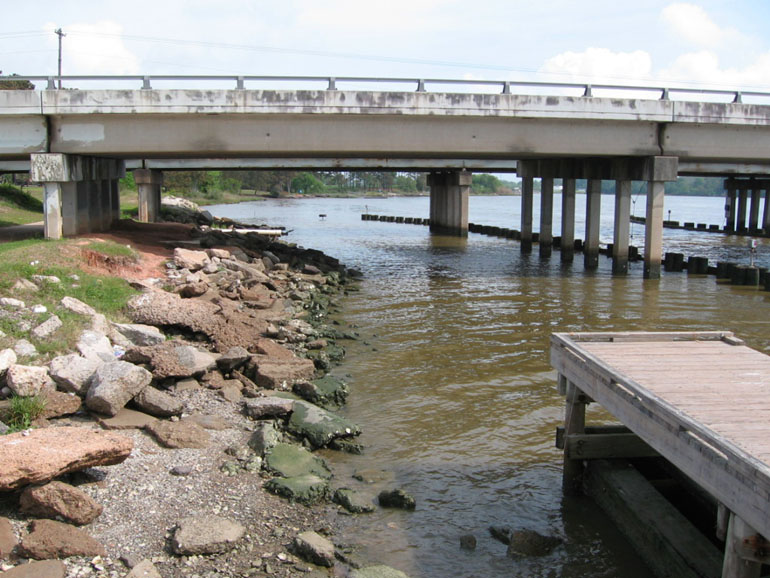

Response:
(540, 178), (554, 258)
(428, 170), (471, 236)
(520, 177), (534, 253)
(737, 187), (749, 233)
(31, 153), (124, 239)
(725, 180), (738, 233)
(134, 169), (164, 222)
(749, 184), (761, 233)
(561, 179), (576, 263)
(612, 180), (632, 274)
(584, 179), (602, 270)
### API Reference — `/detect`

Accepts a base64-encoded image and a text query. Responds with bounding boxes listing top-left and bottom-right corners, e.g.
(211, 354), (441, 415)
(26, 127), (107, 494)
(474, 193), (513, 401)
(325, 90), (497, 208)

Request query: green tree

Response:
(291, 172), (327, 195)
(0, 73), (34, 90)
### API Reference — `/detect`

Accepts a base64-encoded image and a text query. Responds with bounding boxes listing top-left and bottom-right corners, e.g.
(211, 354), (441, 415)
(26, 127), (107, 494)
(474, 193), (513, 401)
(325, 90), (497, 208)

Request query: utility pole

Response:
(55, 28), (65, 89)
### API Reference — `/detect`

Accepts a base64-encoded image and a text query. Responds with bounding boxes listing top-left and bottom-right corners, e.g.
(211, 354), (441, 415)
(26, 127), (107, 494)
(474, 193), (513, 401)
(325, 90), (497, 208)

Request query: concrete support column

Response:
(31, 153), (125, 239)
(134, 169), (164, 223)
(42, 183), (63, 240)
(521, 177), (534, 253)
(110, 179), (121, 224)
(763, 190), (770, 232)
(737, 188), (748, 232)
(749, 187), (761, 232)
(613, 180), (632, 275)
(561, 178), (576, 263)
(725, 180), (737, 233)
(540, 178), (554, 258)
(644, 180), (665, 279)
(584, 179), (602, 270)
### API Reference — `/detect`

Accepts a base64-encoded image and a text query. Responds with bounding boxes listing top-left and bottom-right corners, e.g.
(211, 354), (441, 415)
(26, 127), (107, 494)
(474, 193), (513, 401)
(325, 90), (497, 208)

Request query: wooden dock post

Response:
(561, 379), (588, 495)
(722, 513), (763, 578)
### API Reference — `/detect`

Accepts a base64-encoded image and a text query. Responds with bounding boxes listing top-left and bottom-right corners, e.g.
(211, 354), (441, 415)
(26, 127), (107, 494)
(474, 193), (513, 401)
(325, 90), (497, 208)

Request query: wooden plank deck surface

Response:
(551, 331), (770, 541)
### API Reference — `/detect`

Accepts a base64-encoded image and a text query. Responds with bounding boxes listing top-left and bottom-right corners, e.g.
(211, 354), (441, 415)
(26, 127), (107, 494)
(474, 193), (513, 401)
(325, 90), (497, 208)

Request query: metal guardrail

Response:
(0, 74), (768, 103)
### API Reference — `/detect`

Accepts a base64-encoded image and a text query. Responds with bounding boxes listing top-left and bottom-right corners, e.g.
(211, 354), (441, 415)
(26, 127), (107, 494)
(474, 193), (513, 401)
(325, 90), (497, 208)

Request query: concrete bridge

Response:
(2, 75), (770, 279)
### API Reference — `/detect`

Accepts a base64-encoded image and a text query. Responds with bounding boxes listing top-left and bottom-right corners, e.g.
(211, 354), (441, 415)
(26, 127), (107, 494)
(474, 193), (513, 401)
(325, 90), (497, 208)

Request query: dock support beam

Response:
(613, 180), (631, 275)
(428, 170), (470, 236)
(521, 177), (534, 253)
(31, 153), (124, 239)
(722, 513), (762, 578)
(584, 179), (601, 270)
(561, 178), (576, 263)
(540, 177), (554, 258)
(562, 379), (588, 495)
(134, 168), (164, 223)
(737, 188), (748, 233)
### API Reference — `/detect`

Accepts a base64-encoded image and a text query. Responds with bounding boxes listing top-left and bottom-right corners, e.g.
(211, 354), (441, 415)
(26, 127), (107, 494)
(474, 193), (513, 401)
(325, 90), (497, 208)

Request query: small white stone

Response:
(32, 304), (47, 314)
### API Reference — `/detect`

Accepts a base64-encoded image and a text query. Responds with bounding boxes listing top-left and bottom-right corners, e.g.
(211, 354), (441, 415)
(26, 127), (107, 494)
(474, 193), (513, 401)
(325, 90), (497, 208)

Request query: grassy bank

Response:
(0, 238), (139, 359)
(0, 184), (43, 226)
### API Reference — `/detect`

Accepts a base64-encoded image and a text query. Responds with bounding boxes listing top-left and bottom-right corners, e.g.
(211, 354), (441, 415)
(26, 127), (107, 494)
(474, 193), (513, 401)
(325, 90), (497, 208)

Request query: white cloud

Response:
(660, 49), (770, 90)
(661, 3), (726, 47)
(44, 21), (140, 75)
(539, 47), (653, 85)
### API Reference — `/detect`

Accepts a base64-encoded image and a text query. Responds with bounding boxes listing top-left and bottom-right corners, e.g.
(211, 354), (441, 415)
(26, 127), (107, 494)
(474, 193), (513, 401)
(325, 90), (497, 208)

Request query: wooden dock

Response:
(551, 331), (770, 578)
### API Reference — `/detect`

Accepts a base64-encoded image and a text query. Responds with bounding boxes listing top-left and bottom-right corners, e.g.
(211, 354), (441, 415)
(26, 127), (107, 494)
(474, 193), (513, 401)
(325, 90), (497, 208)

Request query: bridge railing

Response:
(2, 74), (769, 104)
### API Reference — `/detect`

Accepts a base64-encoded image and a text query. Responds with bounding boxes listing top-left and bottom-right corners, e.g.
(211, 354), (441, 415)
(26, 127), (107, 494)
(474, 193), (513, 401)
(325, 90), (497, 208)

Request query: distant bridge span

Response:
(1, 75), (769, 279)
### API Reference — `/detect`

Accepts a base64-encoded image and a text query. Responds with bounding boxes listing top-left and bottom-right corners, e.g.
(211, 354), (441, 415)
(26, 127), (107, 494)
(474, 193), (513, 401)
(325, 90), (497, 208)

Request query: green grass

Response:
(4, 394), (47, 432)
(0, 184), (44, 226)
(0, 238), (139, 357)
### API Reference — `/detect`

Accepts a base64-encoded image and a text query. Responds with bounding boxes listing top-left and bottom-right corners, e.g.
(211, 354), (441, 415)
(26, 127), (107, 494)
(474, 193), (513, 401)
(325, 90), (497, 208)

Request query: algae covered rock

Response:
(286, 400), (360, 449)
(351, 566), (411, 578)
(333, 488), (375, 513)
(264, 443), (331, 479)
(292, 375), (349, 408)
(264, 474), (329, 505)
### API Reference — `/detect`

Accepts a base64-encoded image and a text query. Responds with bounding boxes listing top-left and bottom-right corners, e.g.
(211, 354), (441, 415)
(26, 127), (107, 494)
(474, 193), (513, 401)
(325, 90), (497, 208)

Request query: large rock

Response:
(19, 481), (103, 525)
(38, 391), (82, 419)
(48, 354), (101, 397)
(13, 340), (37, 358)
(171, 515), (245, 555)
(293, 375), (349, 408)
(293, 531), (335, 568)
(86, 361), (152, 416)
(0, 560), (66, 578)
(0, 348), (17, 377)
(506, 529), (563, 558)
(96, 408), (157, 430)
(132, 386), (184, 417)
(127, 290), (275, 352)
(110, 323), (165, 347)
(5, 365), (55, 397)
(216, 346), (251, 372)
(31, 315), (62, 339)
(264, 474), (329, 505)
(0, 516), (17, 558)
(123, 342), (218, 379)
(264, 443), (331, 479)
(247, 422), (280, 456)
(0, 427), (133, 491)
(378, 489), (416, 510)
(60, 296), (97, 317)
(287, 400), (361, 449)
(333, 488), (376, 514)
(173, 248), (211, 272)
(77, 330), (114, 363)
(243, 397), (294, 419)
(145, 420), (210, 449)
(254, 358), (317, 389)
(18, 519), (105, 559)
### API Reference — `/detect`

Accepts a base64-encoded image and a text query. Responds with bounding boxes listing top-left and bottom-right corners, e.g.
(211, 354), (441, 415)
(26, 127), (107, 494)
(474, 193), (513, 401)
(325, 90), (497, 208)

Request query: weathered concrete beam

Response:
(134, 168), (163, 223)
(30, 153), (124, 183)
(518, 156), (678, 181)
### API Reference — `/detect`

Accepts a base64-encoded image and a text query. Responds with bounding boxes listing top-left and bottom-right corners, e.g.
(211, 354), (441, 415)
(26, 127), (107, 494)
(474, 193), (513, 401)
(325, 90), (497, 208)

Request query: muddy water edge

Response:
(208, 195), (770, 578)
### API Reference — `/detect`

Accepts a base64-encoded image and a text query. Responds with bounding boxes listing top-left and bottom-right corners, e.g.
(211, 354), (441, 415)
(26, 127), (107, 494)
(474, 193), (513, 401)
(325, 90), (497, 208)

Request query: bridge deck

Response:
(550, 331), (770, 546)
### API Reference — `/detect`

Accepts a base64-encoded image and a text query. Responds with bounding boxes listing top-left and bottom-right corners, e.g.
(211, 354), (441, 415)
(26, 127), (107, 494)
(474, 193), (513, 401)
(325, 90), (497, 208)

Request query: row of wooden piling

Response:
(362, 214), (769, 289)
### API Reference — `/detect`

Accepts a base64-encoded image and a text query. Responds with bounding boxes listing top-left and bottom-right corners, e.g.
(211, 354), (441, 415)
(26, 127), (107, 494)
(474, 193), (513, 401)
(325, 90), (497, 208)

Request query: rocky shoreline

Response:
(0, 218), (412, 578)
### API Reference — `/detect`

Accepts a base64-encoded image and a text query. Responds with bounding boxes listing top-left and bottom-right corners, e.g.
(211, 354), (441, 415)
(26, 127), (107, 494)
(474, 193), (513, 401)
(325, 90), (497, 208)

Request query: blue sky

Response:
(2, 1), (770, 91)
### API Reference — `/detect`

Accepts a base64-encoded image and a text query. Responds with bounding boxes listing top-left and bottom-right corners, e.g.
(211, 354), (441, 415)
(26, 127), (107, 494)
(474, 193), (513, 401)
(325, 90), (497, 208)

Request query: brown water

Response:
(210, 195), (770, 577)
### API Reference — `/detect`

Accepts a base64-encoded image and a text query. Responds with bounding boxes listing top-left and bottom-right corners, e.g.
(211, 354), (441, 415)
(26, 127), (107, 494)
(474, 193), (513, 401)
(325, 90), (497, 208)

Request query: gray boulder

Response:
(264, 474), (329, 505)
(351, 566), (411, 578)
(0, 348), (17, 377)
(333, 488), (376, 514)
(5, 365), (55, 397)
(247, 422), (280, 456)
(173, 248), (211, 272)
(264, 443), (331, 479)
(77, 330), (114, 363)
(171, 515), (245, 555)
(13, 339), (38, 358)
(132, 387), (184, 417)
(110, 323), (165, 347)
(31, 315), (62, 339)
(86, 361), (152, 416)
(60, 296), (97, 317)
(506, 529), (562, 558)
(243, 397), (294, 419)
(378, 489), (416, 510)
(287, 400), (361, 449)
(123, 342), (218, 379)
(216, 346), (251, 372)
(49, 354), (101, 397)
(293, 531), (335, 567)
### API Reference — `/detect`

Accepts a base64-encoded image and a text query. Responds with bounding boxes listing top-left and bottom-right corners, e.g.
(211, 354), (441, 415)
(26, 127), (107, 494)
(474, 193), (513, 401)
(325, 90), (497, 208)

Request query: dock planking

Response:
(551, 331), (770, 578)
